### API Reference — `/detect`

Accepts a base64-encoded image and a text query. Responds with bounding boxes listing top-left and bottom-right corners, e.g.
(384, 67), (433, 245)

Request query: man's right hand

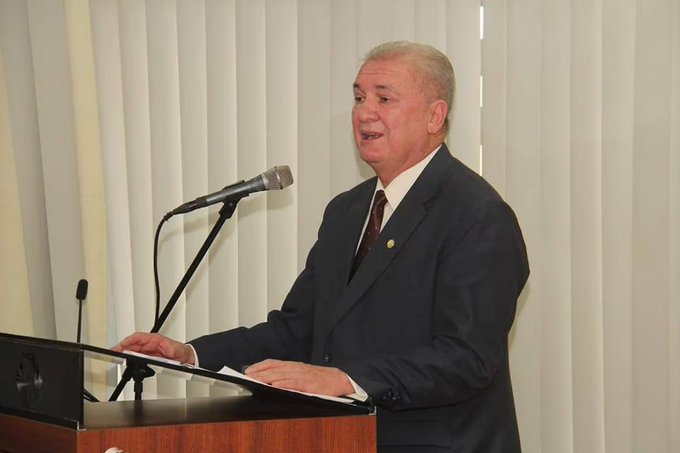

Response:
(112, 333), (196, 365)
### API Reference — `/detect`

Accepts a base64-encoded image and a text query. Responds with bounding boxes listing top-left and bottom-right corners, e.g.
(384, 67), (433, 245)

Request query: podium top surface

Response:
(83, 395), (371, 430)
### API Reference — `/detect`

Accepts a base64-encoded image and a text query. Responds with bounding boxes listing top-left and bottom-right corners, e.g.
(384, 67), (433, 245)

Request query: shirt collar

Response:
(375, 144), (442, 211)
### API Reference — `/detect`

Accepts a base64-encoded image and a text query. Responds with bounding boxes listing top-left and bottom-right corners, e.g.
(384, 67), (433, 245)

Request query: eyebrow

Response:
(352, 83), (396, 92)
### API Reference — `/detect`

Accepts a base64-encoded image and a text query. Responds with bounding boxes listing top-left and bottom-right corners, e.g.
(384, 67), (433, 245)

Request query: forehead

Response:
(353, 58), (417, 90)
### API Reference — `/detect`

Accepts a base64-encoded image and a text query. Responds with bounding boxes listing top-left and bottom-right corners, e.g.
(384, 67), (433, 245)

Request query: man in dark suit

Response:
(115, 41), (529, 452)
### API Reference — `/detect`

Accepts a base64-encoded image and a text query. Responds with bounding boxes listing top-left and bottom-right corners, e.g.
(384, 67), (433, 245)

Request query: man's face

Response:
(352, 57), (435, 185)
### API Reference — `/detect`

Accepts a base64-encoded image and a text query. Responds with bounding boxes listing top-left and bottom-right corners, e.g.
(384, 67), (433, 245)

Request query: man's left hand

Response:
(244, 359), (354, 397)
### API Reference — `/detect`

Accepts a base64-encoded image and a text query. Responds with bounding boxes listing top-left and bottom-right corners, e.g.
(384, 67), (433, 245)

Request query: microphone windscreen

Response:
(263, 166), (294, 190)
(76, 279), (89, 300)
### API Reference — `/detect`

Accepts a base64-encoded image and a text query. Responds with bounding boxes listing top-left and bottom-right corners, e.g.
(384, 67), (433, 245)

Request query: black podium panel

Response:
(0, 334), (83, 428)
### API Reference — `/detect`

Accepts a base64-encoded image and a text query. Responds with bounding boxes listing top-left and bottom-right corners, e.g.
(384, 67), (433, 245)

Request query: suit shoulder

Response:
(439, 157), (506, 207)
(428, 157), (526, 246)
(323, 177), (376, 217)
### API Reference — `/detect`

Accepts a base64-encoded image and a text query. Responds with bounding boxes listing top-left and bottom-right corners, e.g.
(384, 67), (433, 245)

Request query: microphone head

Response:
(262, 166), (294, 190)
(76, 279), (89, 300)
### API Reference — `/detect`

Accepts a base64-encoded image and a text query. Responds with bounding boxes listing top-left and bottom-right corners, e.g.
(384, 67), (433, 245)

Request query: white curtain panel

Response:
(1, 0), (679, 451)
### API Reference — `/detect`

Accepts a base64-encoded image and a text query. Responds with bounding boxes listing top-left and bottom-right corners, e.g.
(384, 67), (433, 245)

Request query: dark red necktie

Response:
(351, 190), (387, 277)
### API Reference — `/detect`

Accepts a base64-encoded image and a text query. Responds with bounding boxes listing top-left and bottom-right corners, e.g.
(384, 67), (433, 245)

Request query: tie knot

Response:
(373, 189), (387, 210)
(350, 189), (388, 279)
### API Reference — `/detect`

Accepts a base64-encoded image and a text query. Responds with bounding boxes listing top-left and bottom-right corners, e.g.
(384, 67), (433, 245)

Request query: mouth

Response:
(360, 131), (383, 141)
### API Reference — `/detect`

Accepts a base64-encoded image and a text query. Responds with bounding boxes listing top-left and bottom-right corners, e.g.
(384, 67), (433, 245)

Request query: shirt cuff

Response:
(186, 343), (199, 367)
(345, 374), (369, 402)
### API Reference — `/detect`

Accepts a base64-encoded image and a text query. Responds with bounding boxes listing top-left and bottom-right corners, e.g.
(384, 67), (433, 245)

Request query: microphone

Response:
(74, 279), (98, 402)
(75, 279), (88, 343)
(168, 165), (294, 216)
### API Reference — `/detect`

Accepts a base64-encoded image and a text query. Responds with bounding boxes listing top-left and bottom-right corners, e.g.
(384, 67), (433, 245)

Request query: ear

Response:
(427, 100), (448, 135)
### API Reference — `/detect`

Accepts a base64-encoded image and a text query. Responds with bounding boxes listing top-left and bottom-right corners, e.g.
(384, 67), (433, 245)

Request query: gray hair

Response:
(363, 41), (455, 134)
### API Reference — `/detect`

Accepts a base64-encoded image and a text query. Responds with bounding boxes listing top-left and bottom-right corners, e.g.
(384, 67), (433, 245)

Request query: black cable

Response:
(83, 388), (99, 402)
(110, 203), (237, 401)
(153, 214), (172, 323)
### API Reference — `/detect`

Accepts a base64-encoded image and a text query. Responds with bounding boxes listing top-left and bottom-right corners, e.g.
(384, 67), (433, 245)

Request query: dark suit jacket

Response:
(191, 145), (529, 452)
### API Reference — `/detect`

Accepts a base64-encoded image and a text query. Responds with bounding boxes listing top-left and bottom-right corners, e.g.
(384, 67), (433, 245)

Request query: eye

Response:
(354, 95), (365, 104)
(379, 96), (390, 104)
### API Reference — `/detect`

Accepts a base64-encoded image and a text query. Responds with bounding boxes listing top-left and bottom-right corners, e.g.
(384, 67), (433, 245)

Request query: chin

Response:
(358, 149), (381, 166)
(358, 141), (386, 157)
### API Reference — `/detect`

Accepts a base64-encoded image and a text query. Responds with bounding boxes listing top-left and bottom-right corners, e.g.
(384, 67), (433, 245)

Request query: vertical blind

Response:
(0, 0), (678, 451)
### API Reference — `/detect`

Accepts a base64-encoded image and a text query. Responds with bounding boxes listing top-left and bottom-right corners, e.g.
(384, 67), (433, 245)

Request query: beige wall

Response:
(0, 0), (678, 451)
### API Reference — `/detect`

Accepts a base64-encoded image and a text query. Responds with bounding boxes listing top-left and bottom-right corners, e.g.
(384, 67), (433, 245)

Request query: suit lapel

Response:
(323, 180), (376, 298)
(324, 146), (456, 333)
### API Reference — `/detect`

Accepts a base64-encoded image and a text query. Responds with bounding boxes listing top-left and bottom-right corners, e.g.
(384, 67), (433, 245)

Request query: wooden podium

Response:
(0, 333), (376, 453)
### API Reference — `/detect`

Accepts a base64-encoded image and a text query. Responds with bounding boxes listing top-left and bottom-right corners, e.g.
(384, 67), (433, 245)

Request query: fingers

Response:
(111, 332), (149, 352)
(243, 359), (283, 374)
(244, 360), (295, 383)
(244, 360), (353, 396)
(111, 333), (193, 364)
(245, 359), (308, 385)
(245, 361), (305, 392)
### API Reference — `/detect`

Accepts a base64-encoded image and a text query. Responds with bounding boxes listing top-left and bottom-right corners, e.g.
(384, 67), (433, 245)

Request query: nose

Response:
(353, 99), (379, 122)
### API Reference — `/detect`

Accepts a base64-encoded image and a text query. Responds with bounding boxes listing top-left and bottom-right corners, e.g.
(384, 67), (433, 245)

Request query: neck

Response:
(374, 141), (443, 186)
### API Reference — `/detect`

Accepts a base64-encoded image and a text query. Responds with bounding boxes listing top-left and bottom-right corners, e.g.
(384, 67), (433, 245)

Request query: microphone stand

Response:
(109, 199), (240, 401)
(74, 280), (100, 402)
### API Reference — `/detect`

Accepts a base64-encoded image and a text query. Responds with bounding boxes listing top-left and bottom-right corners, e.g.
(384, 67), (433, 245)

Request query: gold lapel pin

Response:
(386, 239), (395, 249)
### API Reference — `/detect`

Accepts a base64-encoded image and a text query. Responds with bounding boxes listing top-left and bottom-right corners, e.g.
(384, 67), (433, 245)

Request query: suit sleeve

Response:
(186, 188), (355, 371)
(188, 243), (319, 371)
(340, 200), (529, 410)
